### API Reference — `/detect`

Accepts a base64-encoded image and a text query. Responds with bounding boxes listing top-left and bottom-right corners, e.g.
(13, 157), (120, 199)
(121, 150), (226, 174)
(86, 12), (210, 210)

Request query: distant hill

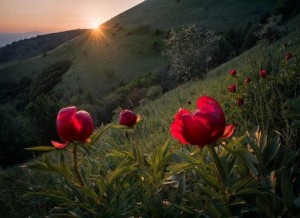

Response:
(0, 0), (274, 100)
(0, 29), (88, 64)
(0, 31), (43, 48)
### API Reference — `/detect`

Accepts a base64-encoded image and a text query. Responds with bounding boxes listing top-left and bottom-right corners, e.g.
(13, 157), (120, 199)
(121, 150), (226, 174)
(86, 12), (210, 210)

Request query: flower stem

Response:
(73, 144), (84, 188)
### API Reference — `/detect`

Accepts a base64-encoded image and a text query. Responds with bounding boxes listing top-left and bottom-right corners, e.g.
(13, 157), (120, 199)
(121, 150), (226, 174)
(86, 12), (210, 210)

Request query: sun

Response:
(90, 21), (100, 29)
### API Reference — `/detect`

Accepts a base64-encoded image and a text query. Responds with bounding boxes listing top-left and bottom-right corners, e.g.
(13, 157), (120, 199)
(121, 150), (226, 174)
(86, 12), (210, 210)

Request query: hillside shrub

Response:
(0, 104), (38, 167)
(0, 77), (31, 104)
(25, 94), (61, 145)
(164, 24), (219, 82)
(254, 14), (283, 43)
(242, 23), (260, 51)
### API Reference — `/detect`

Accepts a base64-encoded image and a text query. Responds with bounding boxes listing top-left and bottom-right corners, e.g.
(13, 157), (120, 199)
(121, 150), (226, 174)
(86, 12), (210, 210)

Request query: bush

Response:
(0, 104), (38, 167)
(254, 15), (283, 43)
(164, 24), (219, 82)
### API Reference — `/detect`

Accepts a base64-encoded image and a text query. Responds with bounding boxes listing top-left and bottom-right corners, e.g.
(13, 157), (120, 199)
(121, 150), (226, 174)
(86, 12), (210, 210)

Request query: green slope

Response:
(0, 0), (274, 102)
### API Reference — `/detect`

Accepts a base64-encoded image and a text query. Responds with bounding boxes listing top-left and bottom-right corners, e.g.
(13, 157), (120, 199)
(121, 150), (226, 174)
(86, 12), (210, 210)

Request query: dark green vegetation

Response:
(0, 29), (87, 64)
(0, 0), (299, 216)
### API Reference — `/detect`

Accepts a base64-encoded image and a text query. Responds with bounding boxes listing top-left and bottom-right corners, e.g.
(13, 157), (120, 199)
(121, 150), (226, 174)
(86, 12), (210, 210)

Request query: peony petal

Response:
(170, 120), (189, 145)
(51, 140), (69, 149)
(181, 114), (211, 147)
(170, 108), (192, 145)
(73, 110), (94, 142)
(136, 114), (142, 124)
(196, 96), (225, 119)
(174, 108), (192, 120)
(221, 123), (235, 139)
(56, 106), (77, 142)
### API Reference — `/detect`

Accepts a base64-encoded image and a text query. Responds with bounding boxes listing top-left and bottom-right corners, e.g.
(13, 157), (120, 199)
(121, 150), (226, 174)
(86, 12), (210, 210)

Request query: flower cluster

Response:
(227, 68), (268, 106)
(52, 107), (140, 149)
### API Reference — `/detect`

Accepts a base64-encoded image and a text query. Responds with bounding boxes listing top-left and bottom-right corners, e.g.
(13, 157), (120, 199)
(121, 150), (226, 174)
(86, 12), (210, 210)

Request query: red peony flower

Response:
(228, 84), (237, 93)
(119, 109), (141, 127)
(170, 96), (234, 147)
(236, 98), (244, 106)
(244, 77), (251, 84)
(229, 69), (237, 77)
(285, 52), (292, 60)
(51, 106), (94, 149)
(259, 69), (267, 78)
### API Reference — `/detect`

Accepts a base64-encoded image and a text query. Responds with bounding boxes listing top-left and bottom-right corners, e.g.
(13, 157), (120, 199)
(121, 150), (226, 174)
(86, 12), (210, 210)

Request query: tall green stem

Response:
(73, 144), (84, 188)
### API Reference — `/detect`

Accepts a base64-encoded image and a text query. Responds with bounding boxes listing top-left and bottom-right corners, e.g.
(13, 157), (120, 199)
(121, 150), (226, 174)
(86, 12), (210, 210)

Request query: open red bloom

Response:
(119, 109), (140, 127)
(228, 84), (237, 93)
(244, 77), (251, 84)
(170, 96), (234, 147)
(229, 69), (237, 77)
(236, 98), (244, 106)
(259, 69), (267, 78)
(285, 52), (292, 60)
(51, 106), (94, 149)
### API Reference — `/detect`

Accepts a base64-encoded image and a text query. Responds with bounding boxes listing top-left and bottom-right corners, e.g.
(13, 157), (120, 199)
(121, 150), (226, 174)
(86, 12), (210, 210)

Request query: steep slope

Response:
(0, 0), (274, 102)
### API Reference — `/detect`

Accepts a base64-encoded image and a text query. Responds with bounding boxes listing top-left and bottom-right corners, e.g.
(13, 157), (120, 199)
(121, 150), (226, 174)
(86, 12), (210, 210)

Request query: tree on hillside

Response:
(164, 24), (219, 82)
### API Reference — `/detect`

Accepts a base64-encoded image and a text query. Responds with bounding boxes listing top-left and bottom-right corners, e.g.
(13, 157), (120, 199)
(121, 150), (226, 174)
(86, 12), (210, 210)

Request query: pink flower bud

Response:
(228, 84), (237, 93)
(244, 77), (251, 84)
(229, 69), (237, 77)
(259, 69), (267, 78)
(285, 52), (292, 60)
(52, 106), (94, 149)
(119, 110), (138, 127)
(236, 98), (244, 106)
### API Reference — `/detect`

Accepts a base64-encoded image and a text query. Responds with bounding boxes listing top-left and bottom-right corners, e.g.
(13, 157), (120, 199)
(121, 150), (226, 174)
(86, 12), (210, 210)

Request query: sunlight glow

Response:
(90, 21), (101, 29)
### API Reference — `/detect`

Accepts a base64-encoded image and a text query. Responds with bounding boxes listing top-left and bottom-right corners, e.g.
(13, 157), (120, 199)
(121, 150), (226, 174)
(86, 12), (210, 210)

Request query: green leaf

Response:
(25, 146), (56, 152)
(167, 162), (195, 174)
(90, 123), (113, 144)
(107, 165), (136, 185)
(79, 143), (91, 155)
(208, 145), (229, 187)
(281, 168), (294, 209)
(196, 168), (219, 190)
(26, 162), (49, 171)
(231, 198), (247, 206)
(173, 150), (202, 164)
(174, 173), (186, 204)
(223, 144), (259, 176)
(234, 188), (272, 196)
(107, 149), (134, 159)
(232, 176), (257, 193)
(58, 152), (73, 180)
(262, 136), (280, 166)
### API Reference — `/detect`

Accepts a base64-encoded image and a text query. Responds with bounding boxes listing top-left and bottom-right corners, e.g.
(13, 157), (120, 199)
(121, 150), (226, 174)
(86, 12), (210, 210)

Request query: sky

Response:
(0, 0), (144, 33)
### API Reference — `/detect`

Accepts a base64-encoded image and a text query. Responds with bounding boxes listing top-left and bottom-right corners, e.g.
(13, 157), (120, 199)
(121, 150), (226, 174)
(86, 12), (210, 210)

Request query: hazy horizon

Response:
(0, 0), (144, 33)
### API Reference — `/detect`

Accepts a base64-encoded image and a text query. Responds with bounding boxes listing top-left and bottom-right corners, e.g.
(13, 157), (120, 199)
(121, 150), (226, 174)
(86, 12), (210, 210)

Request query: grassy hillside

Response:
(0, 29), (88, 65)
(0, 0), (274, 102)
